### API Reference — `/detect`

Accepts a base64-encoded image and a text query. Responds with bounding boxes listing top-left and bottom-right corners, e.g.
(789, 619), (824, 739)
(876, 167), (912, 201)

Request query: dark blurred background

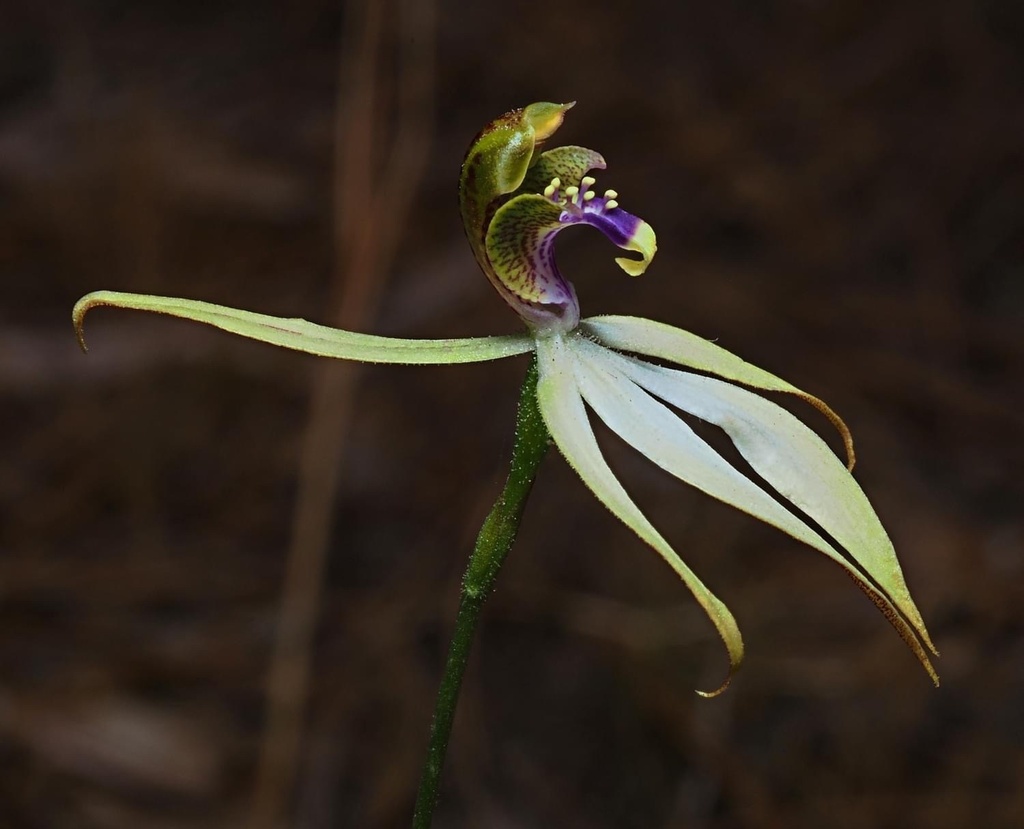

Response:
(2, 0), (1023, 826)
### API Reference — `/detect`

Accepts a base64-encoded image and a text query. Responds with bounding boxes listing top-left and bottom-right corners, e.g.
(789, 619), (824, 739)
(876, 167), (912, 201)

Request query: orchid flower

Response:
(73, 102), (937, 696)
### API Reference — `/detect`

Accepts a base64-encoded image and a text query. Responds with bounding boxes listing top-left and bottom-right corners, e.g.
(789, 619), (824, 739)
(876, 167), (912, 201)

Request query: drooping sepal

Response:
(73, 291), (535, 364)
(570, 333), (938, 684)
(535, 334), (742, 696)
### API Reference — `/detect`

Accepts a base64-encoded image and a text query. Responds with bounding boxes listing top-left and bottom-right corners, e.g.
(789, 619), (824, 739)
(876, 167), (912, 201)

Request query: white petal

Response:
(573, 337), (937, 681)
(74, 291), (535, 364)
(581, 315), (855, 469)
(534, 334), (742, 695)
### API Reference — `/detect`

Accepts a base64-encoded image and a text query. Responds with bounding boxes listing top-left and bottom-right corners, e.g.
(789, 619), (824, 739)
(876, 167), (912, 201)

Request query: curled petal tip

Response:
(72, 291), (110, 353)
(614, 218), (657, 277)
(614, 257), (645, 277)
(792, 390), (856, 471)
(697, 628), (741, 699)
(695, 673), (733, 699)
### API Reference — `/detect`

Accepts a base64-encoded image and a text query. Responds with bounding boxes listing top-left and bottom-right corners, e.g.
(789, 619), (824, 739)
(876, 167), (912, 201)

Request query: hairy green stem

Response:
(412, 355), (550, 827)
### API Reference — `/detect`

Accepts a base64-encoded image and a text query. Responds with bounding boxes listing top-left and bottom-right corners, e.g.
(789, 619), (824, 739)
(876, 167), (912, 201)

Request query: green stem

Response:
(412, 355), (550, 828)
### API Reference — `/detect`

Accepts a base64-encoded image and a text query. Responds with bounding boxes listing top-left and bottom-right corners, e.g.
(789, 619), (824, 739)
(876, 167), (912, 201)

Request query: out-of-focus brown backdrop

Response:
(2, 0), (1022, 826)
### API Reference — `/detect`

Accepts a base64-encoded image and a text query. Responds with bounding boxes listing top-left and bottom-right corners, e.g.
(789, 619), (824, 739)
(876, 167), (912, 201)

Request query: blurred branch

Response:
(248, 0), (435, 825)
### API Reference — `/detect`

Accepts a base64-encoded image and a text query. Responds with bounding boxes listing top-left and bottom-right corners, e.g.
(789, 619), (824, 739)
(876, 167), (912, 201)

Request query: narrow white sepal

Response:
(581, 315), (855, 468)
(571, 338), (843, 559)
(581, 315), (804, 393)
(596, 345), (935, 653)
(535, 334), (741, 696)
(572, 338), (937, 682)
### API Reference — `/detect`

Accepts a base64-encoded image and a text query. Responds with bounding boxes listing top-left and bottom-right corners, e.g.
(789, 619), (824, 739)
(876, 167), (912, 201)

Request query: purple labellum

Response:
(485, 170), (657, 334)
(551, 176), (647, 258)
(459, 106), (657, 334)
